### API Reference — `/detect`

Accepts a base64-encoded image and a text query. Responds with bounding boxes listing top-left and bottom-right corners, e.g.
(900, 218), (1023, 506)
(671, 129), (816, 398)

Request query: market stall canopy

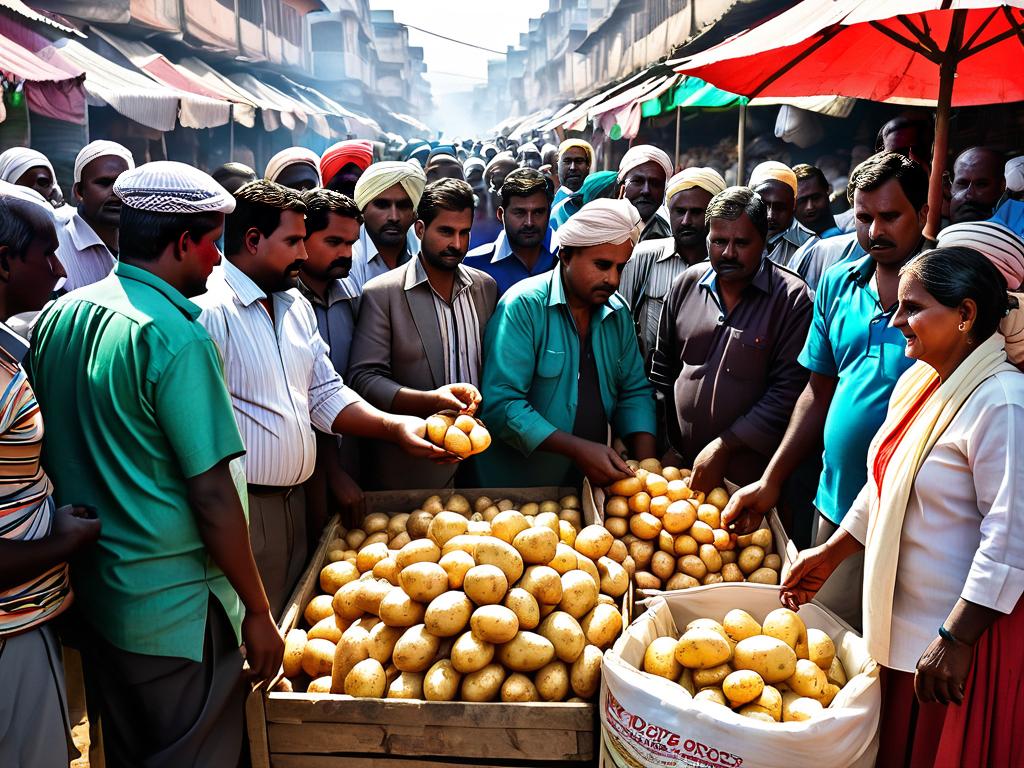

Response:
(0, 32), (85, 124)
(228, 72), (325, 136)
(389, 111), (431, 136)
(37, 38), (182, 131)
(175, 57), (263, 129)
(0, 0), (83, 36)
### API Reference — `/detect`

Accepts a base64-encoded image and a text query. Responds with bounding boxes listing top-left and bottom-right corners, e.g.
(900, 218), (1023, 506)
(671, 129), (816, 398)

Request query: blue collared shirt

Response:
(464, 228), (559, 297)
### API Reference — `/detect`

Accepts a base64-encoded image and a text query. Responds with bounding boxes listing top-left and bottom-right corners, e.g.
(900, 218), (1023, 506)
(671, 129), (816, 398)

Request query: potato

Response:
(782, 692), (823, 722)
(642, 636), (682, 680)
(581, 603), (623, 650)
(470, 604), (520, 643)
(501, 672), (540, 702)
(496, 499), (514, 512)
(445, 492), (472, 515)
(300, 638), (335, 679)
(438, 550), (475, 589)
(661, 500), (696, 534)
(559, 506), (582, 526)
(699, 543), (723, 573)
(423, 659), (461, 701)
(673, 534), (699, 556)
(712, 528), (733, 551)
(604, 517), (628, 538)
(720, 563), (743, 582)
(304, 594), (335, 626)
(461, 663), (506, 702)
(496, 631), (556, 672)
(558, 520), (577, 546)
(367, 622), (404, 664)
(608, 476), (643, 496)
(520, 565), (563, 604)
(406, 510), (433, 540)
(629, 512), (662, 540)
(691, 662), (732, 689)
(675, 628), (732, 670)
(628, 540), (655, 570)
(645, 473), (668, 498)
(678, 554), (707, 580)
(535, 660), (571, 701)
(520, 502), (540, 517)
(394, 539), (441, 570)
(647, 495), (669, 519)
(723, 669), (764, 705)
(538, 611), (586, 663)
(739, 707), (776, 723)
(748, 567), (779, 584)
(693, 687), (728, 707)
(806, 628), (836, 671)
(702, 573), (724, 585)
(392, 624), (441, 672)
(373, 557), (402, 585)
(575, 555), (602, 588)
(428, 511), (469, 548)
(570, 644), (602, 698)
(320, 561), (360, 594)
(345, 528), (367, 550)
(451, 630), (495, 673)
(763, 553), (782, 571)
(689, 521), (715, 545)
(605, 538), (628, 563)
(308, 614), (346, 643)
(424, 591), (473, 637)
(574, 525), (613, 559)
(737, 545), (766, 575)
(677, 668), (696, 695)
(665, 479), (691, 501)
(752, 684), (782, 720)
(644, 551), (670, 583)
(826, 656), (848, 688)
(733, 635), (797, 684)
(512, 526), (559, 565)
(308, 676), (332, 693)
(283, 628), (307, 678)
(550, 543), (580, 574)
(356, 542), (390, 574)
(354, 578), (393, 615)
(634, 571), (661, 590)
(503, 587), (541, 630)
(473, 538), (524, 584)
(628, 492), (651, 514)
(597, 556), (630, 597)
(723, 609), (762, 643)
(751, 528), (773, 550)
(762, 608), (807, 652)
(704, 487), (728, 511)
(463, 564), (509, 605)
(387, 671), (425, 699)
(605, 496), (630, 518)
(621, 555), (636, 578)
(559, 570), (599, 619)
(666, 573), (701, 590)
(787, 658), (826, 699)
(375, 587), (423, 627)
(331, 625), (371, 690)
(696, 504), (721, 530)
(332, 581), (364, 620)
(343, 658), (386, 698)
(534, 511), (561, 535)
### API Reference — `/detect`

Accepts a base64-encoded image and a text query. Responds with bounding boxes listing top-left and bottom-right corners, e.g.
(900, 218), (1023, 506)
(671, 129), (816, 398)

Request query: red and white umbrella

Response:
(674, 1), (1024, 238)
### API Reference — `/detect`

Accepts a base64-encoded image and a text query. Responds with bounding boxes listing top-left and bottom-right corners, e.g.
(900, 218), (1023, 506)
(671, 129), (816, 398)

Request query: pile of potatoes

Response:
(280, 493), (630, 704)
(424, 412), (491, 458)
(641, 607), (850, 723)
(601, 459), (780, 591)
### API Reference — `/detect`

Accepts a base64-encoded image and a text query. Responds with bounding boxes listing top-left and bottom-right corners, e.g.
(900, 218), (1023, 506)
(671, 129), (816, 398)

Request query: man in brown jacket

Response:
(349, 179), (498, 489)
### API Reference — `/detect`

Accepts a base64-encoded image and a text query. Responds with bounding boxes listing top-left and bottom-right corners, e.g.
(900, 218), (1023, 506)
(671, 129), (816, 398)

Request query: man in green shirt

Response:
(478, 198), (657, 487)
(30, 162), (282, 767)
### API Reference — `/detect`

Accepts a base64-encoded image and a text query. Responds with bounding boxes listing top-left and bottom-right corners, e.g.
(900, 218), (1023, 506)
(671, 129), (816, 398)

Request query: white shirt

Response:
(195, 260), (361, 487)
(344, 224), (420, 293)
(56, 212), (116, 292)
(842, 370), (1024, 671)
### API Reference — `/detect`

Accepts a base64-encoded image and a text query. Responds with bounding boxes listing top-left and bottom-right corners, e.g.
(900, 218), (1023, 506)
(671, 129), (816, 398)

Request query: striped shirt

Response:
(0, 324), (69, 637)
(412, 259), (484, 388)
(195, 260), (362, 487)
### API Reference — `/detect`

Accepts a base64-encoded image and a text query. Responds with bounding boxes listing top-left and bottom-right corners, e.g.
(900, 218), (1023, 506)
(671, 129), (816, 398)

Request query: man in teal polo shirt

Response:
(724, 152), (929, 629)
(478, 198), (657, 488)
(30, 162), (282, 767)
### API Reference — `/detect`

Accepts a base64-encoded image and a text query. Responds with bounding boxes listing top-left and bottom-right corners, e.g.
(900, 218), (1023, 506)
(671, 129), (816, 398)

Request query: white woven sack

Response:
(600, 583), (880, 768)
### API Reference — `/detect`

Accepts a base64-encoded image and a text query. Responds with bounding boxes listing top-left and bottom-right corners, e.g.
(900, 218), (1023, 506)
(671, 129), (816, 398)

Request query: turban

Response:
(321, 140), (374, 185)
(518, 142), (540, 157)
(749, 161), (798, 196)
(617, 145), (672, 183)
(265, 147), (322, 186)
(937, 220), (1024, 290)
(353, 161), (427, 211)
(404, 141), (431, 165)
(74, 141), (134, 184)
(557, 198), (642, 248)
(484, 151), (516, 185)
(1002, 293), (1024, 365)
(427, 144), (458, 163)
(463, 157), (486, 176)
(1006, 156), (1024, 193)
(114, 161), (235, 214)
(558, 138), (594, 165)
(481, 143), (499, 160)
(666, 167), (727, 201)
(0, 148), (54, 185)
(579, 171), (620, 206)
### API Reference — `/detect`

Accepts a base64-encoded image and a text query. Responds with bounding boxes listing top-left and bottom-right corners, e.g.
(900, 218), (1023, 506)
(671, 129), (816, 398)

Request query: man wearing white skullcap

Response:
(264, 147), (322, 191)
(617, 144), (674, 243)
(0, 147), (55, 199)
(621, 166), (728, 361)
(346, 161), (428, 293)
(30, 160), (277, 768)
(477, 197), (657, 488)
(56, 140), (135, 292)
(551, 138), (594, 219)
(518, 142), (542, 170)
(749, 160), (814, 269)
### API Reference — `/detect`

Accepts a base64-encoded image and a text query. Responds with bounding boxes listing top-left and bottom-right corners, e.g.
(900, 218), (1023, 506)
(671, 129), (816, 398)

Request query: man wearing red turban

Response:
(320, 140), (374, 198)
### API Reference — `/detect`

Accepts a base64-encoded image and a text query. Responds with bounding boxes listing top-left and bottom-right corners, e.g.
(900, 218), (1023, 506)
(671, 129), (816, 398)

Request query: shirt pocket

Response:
(536, 348), (566, 378)
(722, 327), (769, 382)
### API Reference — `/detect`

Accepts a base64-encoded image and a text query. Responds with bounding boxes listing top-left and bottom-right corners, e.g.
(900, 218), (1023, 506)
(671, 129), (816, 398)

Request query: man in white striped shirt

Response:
(196, 181), (449, 615)
(349, 179), (498, 490)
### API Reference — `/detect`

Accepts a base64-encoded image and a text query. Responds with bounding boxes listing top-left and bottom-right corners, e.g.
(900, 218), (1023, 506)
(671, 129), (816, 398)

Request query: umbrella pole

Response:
(737, 103), (747, 185)
(925, 9), (967, 242)
(674, 106), (681, 169)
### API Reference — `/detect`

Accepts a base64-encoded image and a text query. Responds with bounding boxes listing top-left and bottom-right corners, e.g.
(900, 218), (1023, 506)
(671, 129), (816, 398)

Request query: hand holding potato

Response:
(572, 439), (634, 487)
(387, 414), (461, 464)
(721, 478), (781, 534)
(432, 383), (482, 415)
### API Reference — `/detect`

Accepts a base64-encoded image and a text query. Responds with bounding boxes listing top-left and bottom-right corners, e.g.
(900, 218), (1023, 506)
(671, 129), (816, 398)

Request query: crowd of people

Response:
(0, 115), (1022, 768)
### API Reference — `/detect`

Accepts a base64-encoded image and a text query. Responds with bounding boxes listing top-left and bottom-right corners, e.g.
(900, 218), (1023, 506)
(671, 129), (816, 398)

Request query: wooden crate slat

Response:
(271, 755), (559, 768)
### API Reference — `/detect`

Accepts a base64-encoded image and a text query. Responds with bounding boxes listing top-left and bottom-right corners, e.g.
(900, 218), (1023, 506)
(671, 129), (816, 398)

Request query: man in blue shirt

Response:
(724, 151), (929, 629)
(465, 168), (558, 296)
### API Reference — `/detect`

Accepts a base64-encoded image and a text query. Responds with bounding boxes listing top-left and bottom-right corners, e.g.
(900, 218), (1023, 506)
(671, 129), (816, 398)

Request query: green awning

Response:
(641, 75), (747, 117)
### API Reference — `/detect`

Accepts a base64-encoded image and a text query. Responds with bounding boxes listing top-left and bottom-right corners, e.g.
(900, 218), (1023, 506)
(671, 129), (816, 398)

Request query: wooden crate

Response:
(248, 487), (613, 768)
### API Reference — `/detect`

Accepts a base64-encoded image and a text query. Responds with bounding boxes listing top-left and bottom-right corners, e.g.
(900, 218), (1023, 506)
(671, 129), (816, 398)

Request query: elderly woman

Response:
(781, 246), (1024, 768)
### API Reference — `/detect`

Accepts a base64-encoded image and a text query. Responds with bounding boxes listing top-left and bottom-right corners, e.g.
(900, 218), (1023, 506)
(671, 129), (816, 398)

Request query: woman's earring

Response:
(958, 321), (967, 332)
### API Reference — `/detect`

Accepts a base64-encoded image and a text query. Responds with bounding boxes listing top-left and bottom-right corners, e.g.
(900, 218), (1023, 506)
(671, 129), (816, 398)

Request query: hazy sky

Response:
(370, 0), (551, 96)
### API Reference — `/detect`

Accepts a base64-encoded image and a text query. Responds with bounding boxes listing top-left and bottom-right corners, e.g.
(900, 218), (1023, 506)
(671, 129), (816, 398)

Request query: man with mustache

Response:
(620, 166), (727, 363)
(617, 144), (674, 243)
(465, 168), (557, 296)
(549, 139), (594, 225)
(949, 147), (1005, 225)
(56, 140), (135, 291)
(650, 186), (812, 494)
(724, 152), (929, 628)
(196, 181), (446, 614)
(750, 161), (816, 269)
(477, 198), (657, 488)
(348, 179), (497, 490)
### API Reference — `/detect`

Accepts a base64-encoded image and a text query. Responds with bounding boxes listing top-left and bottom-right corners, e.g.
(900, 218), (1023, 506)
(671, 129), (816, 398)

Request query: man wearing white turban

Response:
(0, 148), (55, 199)
(749, 160), (815, 269)
(620, 166), (727, 361)
(617, 144), (674, 243)
(264, 147), (322, 191)
(57, 140), (135, 291)
(477, 198), (657, 488)
(346, 161), (427, 293)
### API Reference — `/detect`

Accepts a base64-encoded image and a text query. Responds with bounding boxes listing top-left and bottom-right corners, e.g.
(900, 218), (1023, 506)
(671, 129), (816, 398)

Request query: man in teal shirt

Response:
(478, 198), (657, 487)
(30, 162), (282, 767)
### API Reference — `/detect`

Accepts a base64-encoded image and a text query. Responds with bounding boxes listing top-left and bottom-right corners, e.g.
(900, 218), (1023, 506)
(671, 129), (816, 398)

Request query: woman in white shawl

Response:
(781, 246), (1024, 768)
